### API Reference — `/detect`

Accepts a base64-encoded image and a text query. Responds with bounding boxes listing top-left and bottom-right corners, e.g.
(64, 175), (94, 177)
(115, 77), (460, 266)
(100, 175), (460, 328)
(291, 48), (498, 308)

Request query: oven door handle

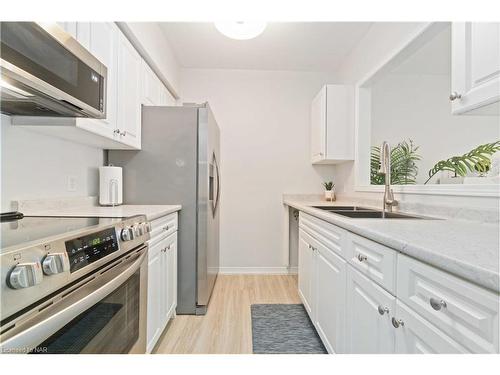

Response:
(0, 249), (147, 353)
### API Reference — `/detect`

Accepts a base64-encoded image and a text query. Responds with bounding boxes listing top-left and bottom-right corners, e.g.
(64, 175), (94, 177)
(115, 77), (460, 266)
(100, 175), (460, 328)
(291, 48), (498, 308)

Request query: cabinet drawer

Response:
(397, 254), (499, 353)
(395, 300), (468, 353)
(148, 231), (177, 260)
(299, 212), (346, 259)
(149, 213), (178, 242)
(346, 233), (396, 294)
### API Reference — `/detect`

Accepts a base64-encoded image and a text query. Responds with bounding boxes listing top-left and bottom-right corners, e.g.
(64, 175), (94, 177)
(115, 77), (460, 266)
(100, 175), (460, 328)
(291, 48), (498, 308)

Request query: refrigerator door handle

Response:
(214, 154), (220, 215)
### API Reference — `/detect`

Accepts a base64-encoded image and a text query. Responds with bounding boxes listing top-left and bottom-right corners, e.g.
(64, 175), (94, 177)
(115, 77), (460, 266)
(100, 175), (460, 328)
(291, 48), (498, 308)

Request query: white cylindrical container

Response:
(99, 166), (123, 206)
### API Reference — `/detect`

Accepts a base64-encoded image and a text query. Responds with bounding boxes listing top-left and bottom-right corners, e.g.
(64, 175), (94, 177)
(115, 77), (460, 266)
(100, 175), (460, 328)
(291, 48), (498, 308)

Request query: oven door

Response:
(0, 246), (147, 354)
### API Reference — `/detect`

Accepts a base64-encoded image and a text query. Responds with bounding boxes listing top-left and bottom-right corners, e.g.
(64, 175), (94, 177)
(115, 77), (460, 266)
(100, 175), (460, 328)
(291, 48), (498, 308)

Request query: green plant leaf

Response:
(425, 140), (500, 184)
(370, 139), (421, 185)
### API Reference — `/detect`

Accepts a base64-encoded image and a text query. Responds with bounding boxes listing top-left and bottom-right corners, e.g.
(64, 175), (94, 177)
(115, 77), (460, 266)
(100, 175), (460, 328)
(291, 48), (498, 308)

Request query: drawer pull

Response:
(377, 306), (389, 315)
(357, 254), (367, 262)
(391, 317), (404, 328)
(430, 298), (447, 311)
(163, 225), (170, 231)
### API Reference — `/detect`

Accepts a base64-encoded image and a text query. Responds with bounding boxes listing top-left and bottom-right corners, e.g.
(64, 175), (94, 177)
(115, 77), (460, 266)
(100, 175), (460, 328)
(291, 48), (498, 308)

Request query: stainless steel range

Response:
(0, 213), (151, 354)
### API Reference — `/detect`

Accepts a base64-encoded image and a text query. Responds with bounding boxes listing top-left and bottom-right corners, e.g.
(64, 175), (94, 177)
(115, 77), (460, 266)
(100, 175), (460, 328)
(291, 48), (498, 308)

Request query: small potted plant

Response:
(323, 181), (335, 202)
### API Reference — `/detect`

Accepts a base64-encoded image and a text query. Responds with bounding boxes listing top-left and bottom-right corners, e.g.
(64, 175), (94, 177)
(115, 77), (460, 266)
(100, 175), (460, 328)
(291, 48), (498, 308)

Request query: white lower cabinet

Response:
(297, 211), (499, 354)
(314, 241), (346, 353)
(298, 229), (314, 315)
(346, 267), (396, 353)
(147, 240), (163, 351)
(299, 228), (346, 353)
(394, 300), (468, 354)
(146, 214), (178, 353)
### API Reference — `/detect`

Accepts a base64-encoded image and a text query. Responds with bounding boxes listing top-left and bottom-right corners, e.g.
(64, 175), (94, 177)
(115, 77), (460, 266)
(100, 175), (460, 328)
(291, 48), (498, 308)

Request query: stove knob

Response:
(42, 253), (68, 275)
(144, 222), (152, 233)
(9, 262), (43, 289)
(120, 227), (134, 241)
(133, 224), (143, 237)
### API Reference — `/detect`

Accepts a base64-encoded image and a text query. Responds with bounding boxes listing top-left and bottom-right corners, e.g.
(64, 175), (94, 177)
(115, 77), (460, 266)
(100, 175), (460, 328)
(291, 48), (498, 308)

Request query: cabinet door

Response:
(310, 86), (326, 163)
(298, 229), (314, 315)
(57, 22), (77, 38)
(146, 241), (163, 353)
(117, 32), (141, 149)
(165, 236), (178, 317)
(76, 22), (119, 140)
(141, 60), (160, 106)
(451, 23), (500, 114)
(314, 244), (346, 353)
(76, 22), (91, 50)
(394, 300), (468, 354)
(346, 267), (396, 353)
(159, 86), (175, 106)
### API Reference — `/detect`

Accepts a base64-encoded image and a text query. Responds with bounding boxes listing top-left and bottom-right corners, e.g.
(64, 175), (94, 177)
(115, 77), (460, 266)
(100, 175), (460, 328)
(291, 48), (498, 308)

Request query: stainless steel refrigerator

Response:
(109, 104), (220, 315)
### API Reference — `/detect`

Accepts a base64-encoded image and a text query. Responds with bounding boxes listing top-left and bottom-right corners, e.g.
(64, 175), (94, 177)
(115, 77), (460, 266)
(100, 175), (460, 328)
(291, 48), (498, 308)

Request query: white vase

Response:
(324, 190), (335, 202)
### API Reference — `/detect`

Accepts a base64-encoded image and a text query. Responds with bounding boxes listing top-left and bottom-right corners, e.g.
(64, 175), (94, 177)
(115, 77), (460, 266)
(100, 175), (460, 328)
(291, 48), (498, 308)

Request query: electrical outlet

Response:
(66, 176), (77, 192)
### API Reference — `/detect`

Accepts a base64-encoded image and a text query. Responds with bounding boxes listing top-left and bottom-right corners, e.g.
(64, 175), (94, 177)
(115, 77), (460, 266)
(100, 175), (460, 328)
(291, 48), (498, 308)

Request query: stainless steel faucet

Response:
(379, 141), (398, 216)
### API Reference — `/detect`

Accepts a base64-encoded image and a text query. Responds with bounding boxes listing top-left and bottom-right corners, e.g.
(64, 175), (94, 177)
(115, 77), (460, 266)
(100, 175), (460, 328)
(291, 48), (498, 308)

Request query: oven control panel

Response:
(65, 228), (119, 273)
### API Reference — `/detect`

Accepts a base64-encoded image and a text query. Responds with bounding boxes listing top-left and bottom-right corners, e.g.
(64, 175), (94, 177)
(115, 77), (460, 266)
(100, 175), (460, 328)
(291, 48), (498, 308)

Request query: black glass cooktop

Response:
(0, 215), (122, 251)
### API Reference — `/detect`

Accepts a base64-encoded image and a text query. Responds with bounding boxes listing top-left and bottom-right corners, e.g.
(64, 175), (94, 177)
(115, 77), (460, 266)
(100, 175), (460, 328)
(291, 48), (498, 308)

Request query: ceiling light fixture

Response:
(214, 21), (266, 40)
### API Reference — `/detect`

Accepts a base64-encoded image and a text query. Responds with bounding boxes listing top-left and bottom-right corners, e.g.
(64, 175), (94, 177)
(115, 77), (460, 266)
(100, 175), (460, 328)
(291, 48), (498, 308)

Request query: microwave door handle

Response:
(0, 249), (147, 353)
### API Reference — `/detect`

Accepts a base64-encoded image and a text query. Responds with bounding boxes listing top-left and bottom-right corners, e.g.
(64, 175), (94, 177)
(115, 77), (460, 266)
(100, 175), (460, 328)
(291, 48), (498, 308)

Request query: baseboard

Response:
(219, 266), (297, 275)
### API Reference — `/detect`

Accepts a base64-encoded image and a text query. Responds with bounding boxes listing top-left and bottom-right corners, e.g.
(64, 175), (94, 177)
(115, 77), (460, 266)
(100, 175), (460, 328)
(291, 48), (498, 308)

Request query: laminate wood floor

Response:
(153, 274), (301, 354)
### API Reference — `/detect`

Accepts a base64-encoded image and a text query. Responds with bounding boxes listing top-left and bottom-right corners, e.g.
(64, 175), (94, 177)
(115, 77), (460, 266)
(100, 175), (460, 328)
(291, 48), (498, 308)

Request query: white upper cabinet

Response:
(159, 86), (176, 106)
(310, 84), (354, 164)
(451, 22), (500, 114)
(117, 31), (142, 149)
(57, 22), (77, 39)
(141, 60), (161, 106)
(74, 22), (119, 141)
(141, 59), (176, 107)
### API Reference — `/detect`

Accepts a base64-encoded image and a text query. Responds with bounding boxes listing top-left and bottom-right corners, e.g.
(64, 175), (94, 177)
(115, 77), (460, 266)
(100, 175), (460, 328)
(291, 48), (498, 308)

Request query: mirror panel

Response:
(362, 24), (500, 186)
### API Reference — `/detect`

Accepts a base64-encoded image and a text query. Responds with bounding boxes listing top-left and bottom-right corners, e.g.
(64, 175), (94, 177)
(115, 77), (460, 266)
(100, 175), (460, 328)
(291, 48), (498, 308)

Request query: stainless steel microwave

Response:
(0, 22), (107, 118)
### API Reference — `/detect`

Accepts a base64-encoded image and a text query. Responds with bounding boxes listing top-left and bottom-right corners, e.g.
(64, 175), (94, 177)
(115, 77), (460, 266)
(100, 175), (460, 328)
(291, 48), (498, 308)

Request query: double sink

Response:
(312, 206), (430, 219)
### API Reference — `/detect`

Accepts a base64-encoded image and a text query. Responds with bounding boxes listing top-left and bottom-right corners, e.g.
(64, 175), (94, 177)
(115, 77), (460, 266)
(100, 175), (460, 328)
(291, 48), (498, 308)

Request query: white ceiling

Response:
(159, 22), (372, 72)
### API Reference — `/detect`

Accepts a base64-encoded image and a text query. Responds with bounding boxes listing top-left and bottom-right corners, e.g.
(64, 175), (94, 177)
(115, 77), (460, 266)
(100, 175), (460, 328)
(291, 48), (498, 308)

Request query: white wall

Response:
(1, 115), (103, 211)
(334, 22), (499, 208)
(180, 68), (338, 271)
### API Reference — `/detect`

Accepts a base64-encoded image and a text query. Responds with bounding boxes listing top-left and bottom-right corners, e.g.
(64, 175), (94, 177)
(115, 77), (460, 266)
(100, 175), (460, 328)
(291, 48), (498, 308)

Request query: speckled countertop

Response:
(284, 197), (499, 293)
(14, 197), (181, 221)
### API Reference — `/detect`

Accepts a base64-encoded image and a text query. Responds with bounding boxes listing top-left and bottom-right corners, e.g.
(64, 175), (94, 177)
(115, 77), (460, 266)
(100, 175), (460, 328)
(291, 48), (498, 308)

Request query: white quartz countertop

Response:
(284, 198), (500, 293)
(16, 197), (181, 221)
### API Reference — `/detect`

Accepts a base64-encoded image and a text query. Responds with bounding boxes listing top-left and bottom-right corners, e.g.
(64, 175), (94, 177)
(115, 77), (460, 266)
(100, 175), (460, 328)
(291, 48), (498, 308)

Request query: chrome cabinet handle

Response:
(163, 225), (170, 231)
(357, 254), (367, 262)
(308, 244), (317, 251)
(449, 92), (462, 101)
(378, 306), (389, 315)
(391, 317), (404, 328)
(430, 298), (447, 311)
